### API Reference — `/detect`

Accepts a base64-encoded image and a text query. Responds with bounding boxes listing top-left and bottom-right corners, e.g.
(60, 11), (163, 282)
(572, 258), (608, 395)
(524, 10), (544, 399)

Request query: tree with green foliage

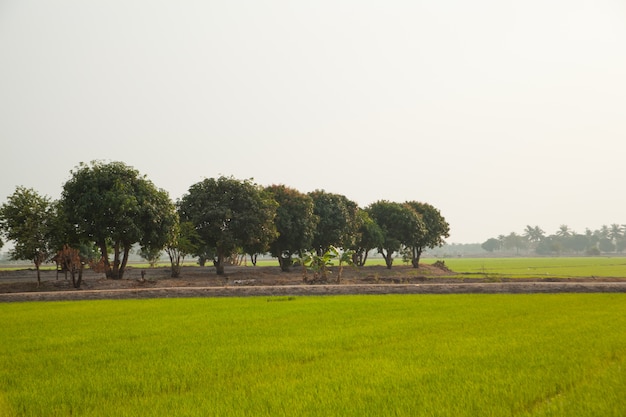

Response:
(178, 176), (277, 275)
(0, 186), (54, 285)
(165, 220), (201, 278)
(139, 247), (162, 268)
(503, 232), (527, 254)
(60, 161), (176, 280)
(349, 208), (384, 266)
(265, 185), (318, 271)
(308, 190), (359, 255)
(403, 201), (449, 268)
(481, 238), (502, 252)
(367, 200), (422, 269)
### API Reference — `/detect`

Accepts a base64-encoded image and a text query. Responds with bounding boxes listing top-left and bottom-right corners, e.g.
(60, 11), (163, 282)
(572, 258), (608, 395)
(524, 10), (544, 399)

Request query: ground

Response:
(1, 262), (626, 302)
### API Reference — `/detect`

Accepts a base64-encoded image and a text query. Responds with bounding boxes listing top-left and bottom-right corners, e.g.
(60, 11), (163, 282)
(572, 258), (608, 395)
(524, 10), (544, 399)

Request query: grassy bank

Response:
(1, 294), (625, 416)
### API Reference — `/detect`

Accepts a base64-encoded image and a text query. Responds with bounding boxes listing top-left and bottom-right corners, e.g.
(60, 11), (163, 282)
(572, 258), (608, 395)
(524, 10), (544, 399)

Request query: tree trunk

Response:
(381, 249), (393, 269)
(118, 245), (131, 280)
(166, 248), (182, 278)
(71, 264), (84, 289)
(214, 250), (225, 275)
(411, 247), (421, 268)
(98, 241), (113, 279)
(278, 255), (292, 272)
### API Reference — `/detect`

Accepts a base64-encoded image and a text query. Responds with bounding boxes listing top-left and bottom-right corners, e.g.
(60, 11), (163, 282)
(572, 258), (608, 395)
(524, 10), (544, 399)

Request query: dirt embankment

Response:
(1, 263), (626, 302)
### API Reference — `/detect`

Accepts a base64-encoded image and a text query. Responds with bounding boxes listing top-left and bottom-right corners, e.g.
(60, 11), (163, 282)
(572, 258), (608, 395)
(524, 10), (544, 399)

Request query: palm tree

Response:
(598, 225), (610, 239)
(524, 225), (545, 243)
(609, 224), (623, 253)
(555, 224), (572, 238)
(523, 225), (544, 253)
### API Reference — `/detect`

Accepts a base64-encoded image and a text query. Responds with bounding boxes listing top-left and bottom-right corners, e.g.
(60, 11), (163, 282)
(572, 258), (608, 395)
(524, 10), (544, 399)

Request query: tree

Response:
(308, 190), (359, 255)
(609, 224), (623, 252)
(503, 232), (526, 254)
(403, 201), (449, 268)
(0, 187), (53, 285)
(599, 238), (615, 253)
(60, 161), (176, 280)
(265, 185), (318, 271)
(178, 176), (278, 275)
(523, 225), (545, 250)
(139, 247), (162, 268)
(555, 225), (572, 238)
(367, 200), (422, 269)
(55, 244), (85, 288)
(165, 220), (201, 278)
(567, 234), (590, 254)
(481, 238), (501, 252)
(349, 208), (384, 266)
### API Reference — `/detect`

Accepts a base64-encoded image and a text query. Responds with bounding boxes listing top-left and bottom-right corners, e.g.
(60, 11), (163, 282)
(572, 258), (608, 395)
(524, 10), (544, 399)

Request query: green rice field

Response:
(441, 257), (626, 278)
(1, 294), (625, 416)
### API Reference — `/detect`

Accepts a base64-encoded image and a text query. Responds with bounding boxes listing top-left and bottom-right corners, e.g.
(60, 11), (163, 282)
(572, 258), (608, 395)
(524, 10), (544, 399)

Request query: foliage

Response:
(298, 245), (355, 283)
(308, 190), (359, 255)
(178, 176), (278, 275)
(55, 245), (85, 288)
(165, 220), (201, 278)
(403, 201), (448, 268)
(138, 247), (162, 268)
(481, 237), (501, 252)
(1, 295), (626, 416)
(366, 200), (422, 269)
(348, 208), (383, 266)
(265, 185), (318, 271)
(484, 223), (626, 256)
(60, 161), (176, 280)
(0, 186), (53, 285)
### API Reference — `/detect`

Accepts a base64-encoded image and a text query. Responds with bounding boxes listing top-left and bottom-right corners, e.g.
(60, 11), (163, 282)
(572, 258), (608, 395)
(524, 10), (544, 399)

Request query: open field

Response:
(442, 257), (626, 279)
(1, 294), (625, 416)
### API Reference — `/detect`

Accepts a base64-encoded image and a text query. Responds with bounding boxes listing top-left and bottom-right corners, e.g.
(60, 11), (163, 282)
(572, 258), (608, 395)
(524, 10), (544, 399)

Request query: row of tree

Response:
(0, 161), (450, 285)
(482, 224), (626, 255)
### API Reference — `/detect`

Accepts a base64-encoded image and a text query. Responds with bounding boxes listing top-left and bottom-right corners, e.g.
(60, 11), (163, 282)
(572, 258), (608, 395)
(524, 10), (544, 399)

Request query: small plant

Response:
(298, 246), (355, 284)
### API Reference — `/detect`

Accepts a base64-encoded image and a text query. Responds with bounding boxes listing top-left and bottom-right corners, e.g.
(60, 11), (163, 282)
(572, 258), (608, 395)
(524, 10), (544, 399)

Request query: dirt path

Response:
(2, 264), (626, 302)
(2, 282), (626, 302)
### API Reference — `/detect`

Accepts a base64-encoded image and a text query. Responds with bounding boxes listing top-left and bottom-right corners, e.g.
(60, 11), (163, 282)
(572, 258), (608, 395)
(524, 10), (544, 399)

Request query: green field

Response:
(1, 294), (625, 416)
(251, 256), (626, 278)
(440, 257), (626, 278)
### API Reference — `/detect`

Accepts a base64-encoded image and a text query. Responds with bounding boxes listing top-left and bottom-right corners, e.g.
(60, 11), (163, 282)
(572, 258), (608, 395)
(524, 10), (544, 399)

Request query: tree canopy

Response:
(0, 186), (53, 285)
(403, 201), (449, 268)
(308, 190), (359, 256)
(60, 161), (176, 279)
(265, 185), (318, 271)
(1, 161), (453, 282)
(367, 200), (423, 269)
(178, 176), (278, 275)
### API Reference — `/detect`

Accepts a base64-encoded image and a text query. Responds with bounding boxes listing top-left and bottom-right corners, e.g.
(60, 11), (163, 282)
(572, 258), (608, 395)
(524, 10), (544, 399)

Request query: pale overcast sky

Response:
(1, 0), (625, 243)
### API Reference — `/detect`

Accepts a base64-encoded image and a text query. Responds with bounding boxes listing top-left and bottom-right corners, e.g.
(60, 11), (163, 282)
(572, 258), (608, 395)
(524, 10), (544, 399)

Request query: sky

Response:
(1, 0), (626, 244)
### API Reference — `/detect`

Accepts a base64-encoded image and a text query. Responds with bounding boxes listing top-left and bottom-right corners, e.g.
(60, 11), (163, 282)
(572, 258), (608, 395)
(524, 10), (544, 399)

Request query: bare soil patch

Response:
(1, 263), (626, 302)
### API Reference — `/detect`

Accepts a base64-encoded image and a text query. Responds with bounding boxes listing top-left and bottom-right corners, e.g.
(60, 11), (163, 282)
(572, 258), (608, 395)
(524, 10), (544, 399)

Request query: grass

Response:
(441, 257), (626, 278)
(1, 295), (625, 416)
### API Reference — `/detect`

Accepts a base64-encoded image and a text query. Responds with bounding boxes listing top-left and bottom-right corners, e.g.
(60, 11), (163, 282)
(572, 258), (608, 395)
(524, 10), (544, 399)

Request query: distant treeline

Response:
(481, 225), (626, 256)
